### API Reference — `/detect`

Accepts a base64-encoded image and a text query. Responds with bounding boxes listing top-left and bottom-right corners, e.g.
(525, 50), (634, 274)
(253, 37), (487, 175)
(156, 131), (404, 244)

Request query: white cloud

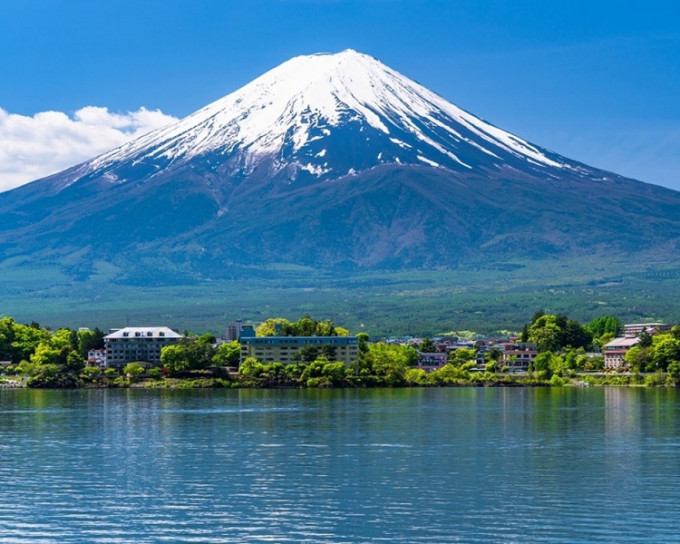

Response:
(0, 106), (178, 192)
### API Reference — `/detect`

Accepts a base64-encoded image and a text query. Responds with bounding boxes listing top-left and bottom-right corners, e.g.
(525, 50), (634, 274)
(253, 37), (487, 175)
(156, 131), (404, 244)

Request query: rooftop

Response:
(104, 327), (183, 340)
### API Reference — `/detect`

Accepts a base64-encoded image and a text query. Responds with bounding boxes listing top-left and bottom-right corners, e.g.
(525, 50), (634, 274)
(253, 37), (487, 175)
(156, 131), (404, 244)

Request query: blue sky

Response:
(1, 0), (679, 190)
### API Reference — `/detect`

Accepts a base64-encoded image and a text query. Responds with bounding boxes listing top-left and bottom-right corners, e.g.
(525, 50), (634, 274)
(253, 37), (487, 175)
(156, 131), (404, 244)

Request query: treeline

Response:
(0, 317), (105, 387)
(255, 316), (349, 337)
(3, 312), (680, 389)
(518, 311), (623, 352)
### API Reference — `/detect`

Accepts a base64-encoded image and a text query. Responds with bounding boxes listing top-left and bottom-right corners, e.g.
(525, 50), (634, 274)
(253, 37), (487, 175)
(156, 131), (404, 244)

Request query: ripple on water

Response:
(1, 388), (680, 543)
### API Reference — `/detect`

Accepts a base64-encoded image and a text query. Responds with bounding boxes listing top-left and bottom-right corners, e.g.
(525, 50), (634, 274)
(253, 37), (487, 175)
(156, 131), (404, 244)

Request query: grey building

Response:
(104, 327), (183, 368)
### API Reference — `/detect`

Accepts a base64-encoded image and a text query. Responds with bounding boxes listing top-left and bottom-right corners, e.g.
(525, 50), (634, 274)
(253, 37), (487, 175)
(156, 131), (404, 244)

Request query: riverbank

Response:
(1, 370), (672, 389)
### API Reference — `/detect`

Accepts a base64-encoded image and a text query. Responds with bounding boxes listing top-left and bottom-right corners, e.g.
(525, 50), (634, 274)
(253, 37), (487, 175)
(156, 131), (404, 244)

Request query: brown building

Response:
(603, 337), (640, 369)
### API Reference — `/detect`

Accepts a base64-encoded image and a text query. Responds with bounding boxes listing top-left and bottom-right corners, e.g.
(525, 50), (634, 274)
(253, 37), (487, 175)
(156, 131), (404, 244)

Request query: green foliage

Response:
(624, 345), (650, 372)
(525, 313), (591, 352)
(299, 357), (349, 387)
(160, 337), (216, 376)
(357, 332), (369, 353)
(531, 351), (555, 378)
(587, 316), (623, 339)
(404, 367), (427, 385)
(549, 374), (565, 386)
(80, 366), (101, 380)
(638, 330), (653, 348)
(419, 337), (436, 352)
(160, 344), (190, 376)
(644, 371), (666, 387)
(238, 357), (264, 377)
(0, 317), (51, 364)
(650, 335), (680, 371)
(528, 315), (563, 352)
(362, 343), (417, 386)
(430, 364), (469, 384)
(666, 361), (680, 386)
(584, 355), (604, 371)
(255, 315), (344, 337)
(485, 347), (502, 363)
(447, 348), (477, 366)
(77, 327), (105, 358)
(623, 332), (680, 372)
(123, 362), (145, 380)
(292, 345), (320, 364)
(212, 341), (240, 367)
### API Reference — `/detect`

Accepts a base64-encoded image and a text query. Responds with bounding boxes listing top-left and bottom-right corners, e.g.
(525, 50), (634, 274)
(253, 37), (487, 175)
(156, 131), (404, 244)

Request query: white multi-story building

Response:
(104, 327), (183, 368)
(623, 323), (670, 337)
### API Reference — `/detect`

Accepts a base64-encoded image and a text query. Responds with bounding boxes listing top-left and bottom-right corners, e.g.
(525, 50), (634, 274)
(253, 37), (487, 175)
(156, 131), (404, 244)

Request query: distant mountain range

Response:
(1, 49), (680, 287)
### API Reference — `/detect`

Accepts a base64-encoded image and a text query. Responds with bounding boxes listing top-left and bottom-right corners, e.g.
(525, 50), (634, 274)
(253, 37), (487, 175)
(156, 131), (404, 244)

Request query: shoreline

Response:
(0, 373), (669, 390)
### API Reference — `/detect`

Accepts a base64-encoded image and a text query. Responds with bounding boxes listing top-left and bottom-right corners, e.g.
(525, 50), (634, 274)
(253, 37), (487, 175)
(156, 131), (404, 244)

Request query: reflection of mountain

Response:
(1, 49), (680, 283)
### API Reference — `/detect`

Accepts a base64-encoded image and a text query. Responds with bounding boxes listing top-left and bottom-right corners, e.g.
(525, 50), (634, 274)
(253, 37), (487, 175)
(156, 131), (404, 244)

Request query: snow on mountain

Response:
(3, 49), (680, 282)
(86, 49), (567, 183)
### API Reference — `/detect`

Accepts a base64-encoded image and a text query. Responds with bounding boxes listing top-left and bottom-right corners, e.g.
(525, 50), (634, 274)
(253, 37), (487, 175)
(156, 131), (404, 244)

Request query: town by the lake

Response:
(2, 312), (679, 389)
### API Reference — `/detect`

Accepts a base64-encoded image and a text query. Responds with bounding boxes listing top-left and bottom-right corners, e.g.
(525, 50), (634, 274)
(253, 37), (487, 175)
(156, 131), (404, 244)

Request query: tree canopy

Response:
(255, 315), (347, 337)
(522, 312), (592, 352)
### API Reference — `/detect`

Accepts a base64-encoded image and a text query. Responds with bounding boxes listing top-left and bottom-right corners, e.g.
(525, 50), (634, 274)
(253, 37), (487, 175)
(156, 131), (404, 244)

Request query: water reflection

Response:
(1, 388), (679, 543)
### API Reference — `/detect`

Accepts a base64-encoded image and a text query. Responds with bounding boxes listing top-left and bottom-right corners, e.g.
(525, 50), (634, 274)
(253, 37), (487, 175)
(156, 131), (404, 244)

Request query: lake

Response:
(1, 387), (679, 543)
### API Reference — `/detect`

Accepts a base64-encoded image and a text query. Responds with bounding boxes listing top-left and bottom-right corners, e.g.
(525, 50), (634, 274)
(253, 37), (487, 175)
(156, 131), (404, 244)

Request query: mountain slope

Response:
(1, 49), (680, 285)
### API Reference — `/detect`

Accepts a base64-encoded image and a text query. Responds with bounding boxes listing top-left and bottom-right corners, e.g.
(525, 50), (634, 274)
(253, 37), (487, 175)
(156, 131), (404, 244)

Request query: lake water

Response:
(1, 387), (679, 543)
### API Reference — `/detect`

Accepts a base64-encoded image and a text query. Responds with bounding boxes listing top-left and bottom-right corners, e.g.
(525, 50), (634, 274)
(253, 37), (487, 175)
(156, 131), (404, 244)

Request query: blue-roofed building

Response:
(240, 336), (359, 365)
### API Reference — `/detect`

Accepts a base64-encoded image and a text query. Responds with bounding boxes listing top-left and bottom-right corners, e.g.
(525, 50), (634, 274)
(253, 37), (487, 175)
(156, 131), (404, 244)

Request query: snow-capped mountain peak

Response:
(88, 49), (566, 182)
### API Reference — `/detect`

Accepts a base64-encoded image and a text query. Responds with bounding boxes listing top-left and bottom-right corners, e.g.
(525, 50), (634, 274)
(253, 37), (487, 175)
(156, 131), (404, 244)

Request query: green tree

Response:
(80, 366), (101, 381)
(529, 315), (563, 352)
(448, 348), (477, 367)
(363, 343), (416, 386)
(419, 337), (436, 352)
(292, 345), (320, 364)
(638, 330), (653, 348)
(256, 318), (294, 337)
(531, 351), (556, 378)
(430, 363), (471, 384)
(666, 360), (680, 386)
(65, 350), (86, 374)
(651, 335), (680, 371)
(0, 319), (51, 364)
(212, 341), (240, 367)
(528, 313), (590, 352)
(357, 333), (369, 353)
(587, 316), (623, 339)
(484, 347), (502, 363)
(624, 345), (651, 372)
(0, 317), (17, 361)
(561, 319), (592, 349)
(255, 315), (343, 338)
(161, 337), (216, 374)
(404, 367), (427, 385)
(320, 344), (337, 359)
(293, 315), (318, 336)
(123, 362), (145, 382)
(160, 344), (190, 376)
(238, 357), (265, 382)
(519, 323), (529, 342)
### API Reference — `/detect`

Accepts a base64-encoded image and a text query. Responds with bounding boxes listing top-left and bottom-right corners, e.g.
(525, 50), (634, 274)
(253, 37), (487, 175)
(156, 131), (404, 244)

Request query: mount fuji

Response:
(1, 49), (680, 286)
